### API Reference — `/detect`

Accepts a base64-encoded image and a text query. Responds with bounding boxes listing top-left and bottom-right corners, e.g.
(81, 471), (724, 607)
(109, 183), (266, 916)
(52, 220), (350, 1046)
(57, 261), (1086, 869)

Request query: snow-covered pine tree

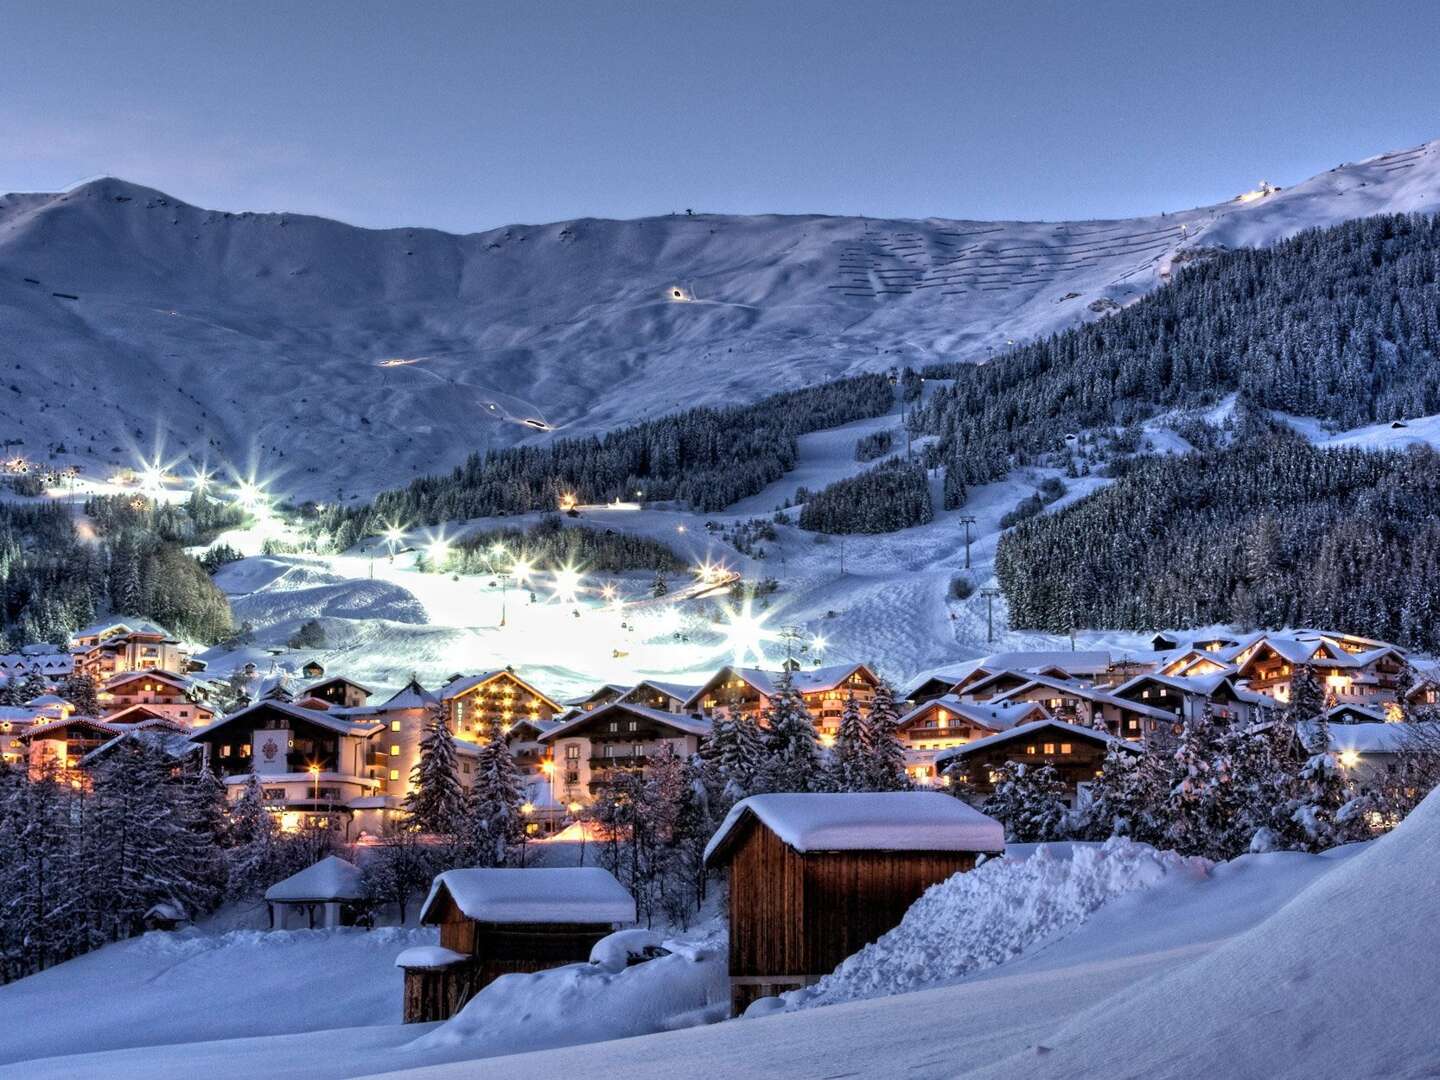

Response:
(59, 671), (100, 715)
(981, 762), (1067, 842)
(1073, 740), (1166, 846)
(16, 668), (48, 705)
(863, 680), (910, 791)
(827, 692), (869, 791)
(462, 720), (524, 866)
(226, 774), (281, 899)
(403, 702), (466, 837)
(1287, 707), (1365, 852)
(1166, 704), (1229, 859)
(1287, 663), (1325, 726)
(760, 669), (820, 793)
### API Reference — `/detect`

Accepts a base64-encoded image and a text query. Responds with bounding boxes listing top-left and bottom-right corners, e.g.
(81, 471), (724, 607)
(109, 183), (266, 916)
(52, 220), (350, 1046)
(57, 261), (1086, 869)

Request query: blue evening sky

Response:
(3, 0), (1438, 231)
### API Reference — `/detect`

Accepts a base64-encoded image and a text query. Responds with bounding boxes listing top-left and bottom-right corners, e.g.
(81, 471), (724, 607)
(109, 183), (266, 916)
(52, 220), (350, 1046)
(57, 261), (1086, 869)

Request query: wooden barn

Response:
(705, 792), (1004, 1015)
(402, 867), (635, 1023)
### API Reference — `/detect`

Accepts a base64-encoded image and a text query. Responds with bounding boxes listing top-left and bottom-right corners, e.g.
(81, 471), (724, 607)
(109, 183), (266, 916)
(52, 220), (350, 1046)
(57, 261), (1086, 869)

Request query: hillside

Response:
(4, 139), (1439, 501)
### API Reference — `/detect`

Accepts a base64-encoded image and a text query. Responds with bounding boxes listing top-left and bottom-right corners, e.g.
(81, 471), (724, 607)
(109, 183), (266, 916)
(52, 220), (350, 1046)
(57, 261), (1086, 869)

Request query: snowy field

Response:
(10, 793), (1438, 1079)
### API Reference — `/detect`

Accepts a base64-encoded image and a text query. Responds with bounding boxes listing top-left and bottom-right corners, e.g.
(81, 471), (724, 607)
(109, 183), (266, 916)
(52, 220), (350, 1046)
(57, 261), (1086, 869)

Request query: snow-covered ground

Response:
(3, 139), (1437, 502)
(367, 791), (1440, 1080)
(15, 797), (1435, 1079)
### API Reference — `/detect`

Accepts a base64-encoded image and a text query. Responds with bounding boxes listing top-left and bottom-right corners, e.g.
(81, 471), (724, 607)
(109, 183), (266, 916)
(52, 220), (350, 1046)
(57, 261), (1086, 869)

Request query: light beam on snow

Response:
(715, 597), (777, 667)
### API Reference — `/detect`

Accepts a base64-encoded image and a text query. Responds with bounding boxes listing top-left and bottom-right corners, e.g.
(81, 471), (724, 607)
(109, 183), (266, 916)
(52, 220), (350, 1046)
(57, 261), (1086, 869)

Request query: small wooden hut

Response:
(705, 792), (1004, 1015)
(264, 855), (365, 929)
(403, 867), (635, 1023)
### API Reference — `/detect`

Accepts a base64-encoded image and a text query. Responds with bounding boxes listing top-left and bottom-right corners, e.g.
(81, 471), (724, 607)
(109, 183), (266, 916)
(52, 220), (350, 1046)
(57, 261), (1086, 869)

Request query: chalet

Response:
(325, 678), (439, 813)
(71, 619), (187, 678)
(563, 683), (632, 713)
(902, 663), (985, 705)
(538, 701), (709, 808)
(20, 715), (122, 779)
(1232, 635), (1406, 705)
(98, 669), (213, 726)
(302, 676), (373, 709)
(405, 867), (635, 1022)
(934, 718), (1141, 804)
(189, 698), (387, 838)
(265, 855), (366, 929)
(895, 696), (1048, 785)
(986, 674), (1173, 739)
(1325, 702), (1390, 726)
(617, 679), (698, 713)
(438, 669), (564, 738)
(684, 662), (880, 737)
(0, 700), (69, 767)
(300, 659), (326, 680)
(978, 650), (1123, 685)
(1316, 720), (1440, 785)
(0, 648), (74, 682)
(705, 792), (1004, 1014)
(1110, 673), (1267, 737)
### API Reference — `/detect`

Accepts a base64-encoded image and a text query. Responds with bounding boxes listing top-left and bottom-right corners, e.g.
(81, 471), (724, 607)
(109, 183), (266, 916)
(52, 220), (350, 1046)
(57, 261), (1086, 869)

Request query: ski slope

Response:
(3, 139), (1438, 502)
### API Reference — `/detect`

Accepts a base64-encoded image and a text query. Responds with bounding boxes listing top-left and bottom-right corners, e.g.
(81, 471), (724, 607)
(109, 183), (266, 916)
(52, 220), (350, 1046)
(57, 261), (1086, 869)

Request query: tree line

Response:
(797, 458), (934, 534)
(994, 431), (1440, 650)
(0, 497), (234, 648)
(319, 374), (896, 549)
(912, 212), (1440, 486)
(446, 516), (688, 575)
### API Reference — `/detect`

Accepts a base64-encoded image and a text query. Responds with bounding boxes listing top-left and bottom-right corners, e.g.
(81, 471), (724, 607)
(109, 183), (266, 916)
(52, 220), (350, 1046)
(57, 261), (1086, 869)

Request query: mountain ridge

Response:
(3, 138), (1438, 501)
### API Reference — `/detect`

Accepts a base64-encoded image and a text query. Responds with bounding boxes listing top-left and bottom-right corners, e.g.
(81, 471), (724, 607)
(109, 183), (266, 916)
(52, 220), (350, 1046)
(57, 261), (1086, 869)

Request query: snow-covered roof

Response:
(440, 670), (563, 711)
(1112, 671), (1236, 698)
(378, 679), (440, 711)
(704, 792), (1005, 863)
(264, 856), (365, 902)
(538, 700), (710, 741)
(81, 727), (200, 767)
(1305, 720), (1440, 755)
(562, 682), (632, 707)
(896, 695), (1045, 732)
(302, 675), (374, 697)
(619, 679), (700, 705)
(990, 676), (1175, 720)
(684, 662), (877, 708)
(189, 698), (383, 739)
(981, 650), (1114, 675)
(394, 945), (469, 970)
(420, 867), (635, 925)
(900, 661), (986, 699)
(933, 718), (1140, 770)
(72, 616), (170, 640)
(103, 668), (196, 692)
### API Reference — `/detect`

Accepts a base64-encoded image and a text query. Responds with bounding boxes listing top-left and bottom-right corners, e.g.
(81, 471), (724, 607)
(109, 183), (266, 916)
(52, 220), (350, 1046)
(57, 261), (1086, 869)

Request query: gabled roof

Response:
(81, 726), (201, 767)
(302, 675), (374, 698)
(933, 718), (1141, 771)
(538, 700), (710, 742)
(896, 695), (1046, 733)
(901, 661), (987, 700)
(378, 678), (440, 711)
(684, 662), (878, 709)
(103, 703), (197, 726)
(980, 650), (1114, 675)
(20, 715), (119, 741)
(704, 792), (1005, 864)
(420, 867), (635, 925)
(619, 679), (700, 706)
(562, 683), (632, 707)
(71, 616), (170, 641)
(439, 670), (563, 712)
(188, 698), (384, 739)
(990, 675), (1175, 720)
(103, 668), (195, 693)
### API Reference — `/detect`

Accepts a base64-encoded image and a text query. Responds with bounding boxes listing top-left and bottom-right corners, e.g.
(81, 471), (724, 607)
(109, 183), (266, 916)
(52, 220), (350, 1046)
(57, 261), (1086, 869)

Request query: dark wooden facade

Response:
(407, 886), (617, 1022)
(714, 816), (981, 1015)
(941, 725), (1118, 802)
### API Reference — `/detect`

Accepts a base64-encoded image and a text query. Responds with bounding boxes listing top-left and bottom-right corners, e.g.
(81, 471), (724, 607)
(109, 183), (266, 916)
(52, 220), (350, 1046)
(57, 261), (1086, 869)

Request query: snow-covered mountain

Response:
(3, 139), (1438, 501)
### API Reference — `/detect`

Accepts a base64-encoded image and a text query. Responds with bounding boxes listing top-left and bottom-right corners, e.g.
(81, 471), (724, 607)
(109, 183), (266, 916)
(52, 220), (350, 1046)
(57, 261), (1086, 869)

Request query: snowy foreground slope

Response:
(11, 807), (1438, 1079)
(3, 140), (1438, 499)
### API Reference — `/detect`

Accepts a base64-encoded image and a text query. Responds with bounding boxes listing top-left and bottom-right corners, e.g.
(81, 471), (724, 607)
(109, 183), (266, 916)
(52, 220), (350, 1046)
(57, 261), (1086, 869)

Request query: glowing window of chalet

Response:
(1060, 742), (1073, 754)
(389, 769), (399, 781)
(1026, 744), (1037, 755)
(391, 719), (401, 731)
(390, 744), (400, 756)
(1043, 742), (1056, 754)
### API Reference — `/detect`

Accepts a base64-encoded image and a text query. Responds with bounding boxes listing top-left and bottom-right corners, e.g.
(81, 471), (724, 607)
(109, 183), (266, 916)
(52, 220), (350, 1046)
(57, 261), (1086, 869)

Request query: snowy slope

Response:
(362, 796), (1437, 1080)
(4, 139), (1439, 501)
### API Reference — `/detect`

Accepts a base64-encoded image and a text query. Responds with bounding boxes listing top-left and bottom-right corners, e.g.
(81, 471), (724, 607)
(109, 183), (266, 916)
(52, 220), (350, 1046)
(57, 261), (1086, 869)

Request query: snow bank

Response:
(763, 838), (1209, 1013)
(408, 933), (728, 1056)
(975, 788), (1440, 1078)
(395, 946), (468, 970)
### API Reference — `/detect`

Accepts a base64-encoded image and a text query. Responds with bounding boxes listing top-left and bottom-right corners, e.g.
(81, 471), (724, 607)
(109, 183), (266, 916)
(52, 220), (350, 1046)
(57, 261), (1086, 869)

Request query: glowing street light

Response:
(383, 522), (406, 551)
(190, 466), (212, 495)
(600, 582), (617, 602)
(425, 534), (450, 569)
(510, 556), (533, 585)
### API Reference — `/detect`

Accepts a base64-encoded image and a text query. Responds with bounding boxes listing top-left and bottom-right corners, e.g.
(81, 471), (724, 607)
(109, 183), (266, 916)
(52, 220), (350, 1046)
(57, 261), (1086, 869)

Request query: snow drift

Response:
(408, 931), (728, 1057)
(969, 788), (1440, 1078)
(760, 838), (1209, 1014)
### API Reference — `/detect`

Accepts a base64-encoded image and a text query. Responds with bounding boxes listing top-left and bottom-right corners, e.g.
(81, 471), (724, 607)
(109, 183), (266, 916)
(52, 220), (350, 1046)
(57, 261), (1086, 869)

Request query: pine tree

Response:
(1288, 664), (1325, 725)
(226, 774), (280, 899)
(828, 692), (869, 791)
(60, 670), (100, 715)
(1074, 741), (1167, 847)
(761, 670), (820, 793)
(981, 763), (1068, 842)
(463, 721), (524, 866)
(1166, 705), (1229, 858)
(403, 703), (466, 837)
(863, 680), (910, 791)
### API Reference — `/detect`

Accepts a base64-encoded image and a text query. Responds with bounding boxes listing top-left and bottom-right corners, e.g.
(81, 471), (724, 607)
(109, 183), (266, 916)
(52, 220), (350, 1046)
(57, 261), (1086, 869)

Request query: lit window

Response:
(390, 744), (400, 756)
(391, 720), (401, 732)
(1043, 743), (1055, 754)
(389, 769), (399, 781)
(1060, 742), (1072, 754)
(1026, 745), (1036, 755)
